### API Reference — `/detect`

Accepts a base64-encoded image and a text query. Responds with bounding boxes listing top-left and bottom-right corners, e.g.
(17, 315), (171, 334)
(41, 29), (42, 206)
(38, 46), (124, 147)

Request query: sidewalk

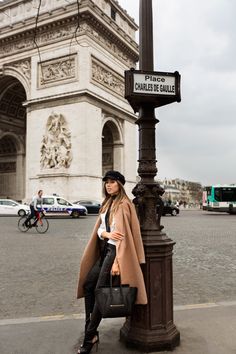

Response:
(0, 302), (235, 354)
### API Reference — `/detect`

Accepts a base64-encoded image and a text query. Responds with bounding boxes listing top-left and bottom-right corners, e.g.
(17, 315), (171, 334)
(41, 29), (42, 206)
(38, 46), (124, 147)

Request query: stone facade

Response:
(160, 178), (203, 206)
(0, 0), (139, 202)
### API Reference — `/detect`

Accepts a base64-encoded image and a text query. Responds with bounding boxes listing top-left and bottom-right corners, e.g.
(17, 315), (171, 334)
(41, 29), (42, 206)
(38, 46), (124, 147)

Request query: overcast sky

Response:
(118, 0), (236, 186)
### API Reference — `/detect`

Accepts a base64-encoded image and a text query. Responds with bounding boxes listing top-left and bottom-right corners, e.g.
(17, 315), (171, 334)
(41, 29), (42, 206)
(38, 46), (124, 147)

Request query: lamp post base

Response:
(120, 230), (180, 352)
(120, 319), (180, 352)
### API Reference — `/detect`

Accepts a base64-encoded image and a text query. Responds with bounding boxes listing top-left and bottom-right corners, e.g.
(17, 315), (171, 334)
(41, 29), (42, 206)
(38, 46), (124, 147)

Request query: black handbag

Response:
(95, 276), (137, 318)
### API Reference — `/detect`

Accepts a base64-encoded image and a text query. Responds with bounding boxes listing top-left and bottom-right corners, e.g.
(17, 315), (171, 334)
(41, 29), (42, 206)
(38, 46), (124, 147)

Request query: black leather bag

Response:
(95, 276), (137, 318)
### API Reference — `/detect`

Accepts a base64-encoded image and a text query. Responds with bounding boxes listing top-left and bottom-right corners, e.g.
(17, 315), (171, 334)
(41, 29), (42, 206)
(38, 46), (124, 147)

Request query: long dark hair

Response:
(100, 181), (130, 223)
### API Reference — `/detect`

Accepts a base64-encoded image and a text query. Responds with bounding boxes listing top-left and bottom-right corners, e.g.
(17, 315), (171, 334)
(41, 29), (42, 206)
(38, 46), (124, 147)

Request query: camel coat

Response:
(77, 198), (148, 305)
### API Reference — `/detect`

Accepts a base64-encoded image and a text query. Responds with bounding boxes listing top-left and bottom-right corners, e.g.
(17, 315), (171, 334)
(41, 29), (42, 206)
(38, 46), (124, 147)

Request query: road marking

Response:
(0, 300), (235, 326)
(175, 300), (236, 311)
(0, 313), (84, 326)
(174, 303), (218, 311)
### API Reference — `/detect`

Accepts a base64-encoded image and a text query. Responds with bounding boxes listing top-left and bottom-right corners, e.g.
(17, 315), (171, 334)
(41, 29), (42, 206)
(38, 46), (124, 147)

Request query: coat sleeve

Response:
(113, 200), (148, 304)
(114, 200), (145, 265)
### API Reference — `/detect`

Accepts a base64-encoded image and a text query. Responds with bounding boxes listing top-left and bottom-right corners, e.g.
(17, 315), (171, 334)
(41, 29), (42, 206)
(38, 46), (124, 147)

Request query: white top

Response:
(97, 211), (116, 246)
(30, 195), (43, 210)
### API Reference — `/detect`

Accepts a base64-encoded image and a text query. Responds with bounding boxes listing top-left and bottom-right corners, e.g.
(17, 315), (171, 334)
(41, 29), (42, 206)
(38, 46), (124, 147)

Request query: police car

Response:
(42, 195), (87, 218)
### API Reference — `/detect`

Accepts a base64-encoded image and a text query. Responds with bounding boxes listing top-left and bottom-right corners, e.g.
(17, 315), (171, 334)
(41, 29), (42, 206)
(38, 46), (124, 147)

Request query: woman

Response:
(77, 170), (147, 354)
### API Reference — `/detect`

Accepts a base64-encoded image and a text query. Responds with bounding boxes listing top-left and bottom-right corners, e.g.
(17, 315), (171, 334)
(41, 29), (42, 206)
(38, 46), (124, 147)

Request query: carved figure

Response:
(92, 60), (125, 97)
(40, 57), (75, 85)
(40, 113), (72, 169)
(8, 59), (31, 83)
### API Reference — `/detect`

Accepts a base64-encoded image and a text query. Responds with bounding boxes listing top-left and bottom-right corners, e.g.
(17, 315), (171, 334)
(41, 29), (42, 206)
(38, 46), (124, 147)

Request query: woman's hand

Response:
(111, 262), (120, 276)
(102, 231), (124, 241)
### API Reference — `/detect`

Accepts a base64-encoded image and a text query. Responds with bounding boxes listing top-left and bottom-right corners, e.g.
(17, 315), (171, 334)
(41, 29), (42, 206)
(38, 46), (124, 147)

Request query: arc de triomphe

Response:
(0, 0), (138, 202)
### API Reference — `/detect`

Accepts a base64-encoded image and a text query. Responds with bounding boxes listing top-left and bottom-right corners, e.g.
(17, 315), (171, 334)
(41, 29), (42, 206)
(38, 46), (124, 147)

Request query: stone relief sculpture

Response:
(39, 55), (76, 86)
(40, 113), (72, 169)
(0, 23), (76, 58)
(5, 59), (31, 84)
(92, 59), (124, 97)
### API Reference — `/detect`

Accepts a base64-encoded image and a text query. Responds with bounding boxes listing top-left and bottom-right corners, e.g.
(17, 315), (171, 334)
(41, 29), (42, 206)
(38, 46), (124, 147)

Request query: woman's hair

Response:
(38, 189), (43, 194)
(100, 180), (131, 224)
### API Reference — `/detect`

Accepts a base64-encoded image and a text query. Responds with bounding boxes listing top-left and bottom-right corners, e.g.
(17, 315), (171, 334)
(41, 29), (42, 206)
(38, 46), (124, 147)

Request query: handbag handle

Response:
(109, 274), (125, 303)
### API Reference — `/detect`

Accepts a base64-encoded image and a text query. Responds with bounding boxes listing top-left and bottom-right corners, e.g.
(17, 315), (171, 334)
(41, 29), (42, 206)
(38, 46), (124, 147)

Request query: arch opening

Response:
(102, 120), (123, 176)
(0, 76), (26, 201)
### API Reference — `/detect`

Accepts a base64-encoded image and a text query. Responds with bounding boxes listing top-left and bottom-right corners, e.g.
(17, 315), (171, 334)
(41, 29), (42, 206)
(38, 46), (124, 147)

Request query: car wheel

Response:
(171, 209), (177, 216)
(18, 209), (26, 217)
(71, 210), (80, 218)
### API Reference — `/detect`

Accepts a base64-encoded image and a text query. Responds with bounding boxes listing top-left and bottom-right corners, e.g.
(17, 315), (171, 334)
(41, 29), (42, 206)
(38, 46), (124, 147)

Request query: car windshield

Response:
(57, 198), (72, 206)
(1, 200), (18, 206)
(80, 201), (100, 205)
(43, 198), (54, 205)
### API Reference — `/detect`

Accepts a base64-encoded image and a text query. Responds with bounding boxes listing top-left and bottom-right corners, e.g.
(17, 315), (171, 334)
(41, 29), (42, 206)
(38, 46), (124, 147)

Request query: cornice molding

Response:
(23, 89), (137, 124)
(0, 17), (77, 58)
(83, 12), (138, 62)
(0, 0), (138, 62)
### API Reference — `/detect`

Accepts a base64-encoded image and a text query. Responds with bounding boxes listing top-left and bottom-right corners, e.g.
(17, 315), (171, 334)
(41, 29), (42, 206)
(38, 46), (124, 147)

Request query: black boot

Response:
(85, 318), (90, 334)
(23, 217), (30, 227)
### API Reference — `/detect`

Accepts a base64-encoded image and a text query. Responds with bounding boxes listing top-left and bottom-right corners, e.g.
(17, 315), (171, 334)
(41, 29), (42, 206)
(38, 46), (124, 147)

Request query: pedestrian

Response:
(77, 170), (147, 354)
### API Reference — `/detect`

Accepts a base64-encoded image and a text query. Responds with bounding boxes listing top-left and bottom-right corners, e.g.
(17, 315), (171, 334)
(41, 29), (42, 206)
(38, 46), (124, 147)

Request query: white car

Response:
(0, 199), (30, 216)
(42, 195), (88, 218)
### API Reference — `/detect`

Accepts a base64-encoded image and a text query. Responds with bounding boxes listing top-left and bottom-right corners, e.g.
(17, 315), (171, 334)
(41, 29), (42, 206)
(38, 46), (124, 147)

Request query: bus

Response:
(202, 185), (236, 214)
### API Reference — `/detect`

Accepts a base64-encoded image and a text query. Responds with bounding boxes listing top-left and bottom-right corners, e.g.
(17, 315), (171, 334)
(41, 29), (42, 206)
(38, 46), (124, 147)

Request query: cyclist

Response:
(25, 190), (44, 227)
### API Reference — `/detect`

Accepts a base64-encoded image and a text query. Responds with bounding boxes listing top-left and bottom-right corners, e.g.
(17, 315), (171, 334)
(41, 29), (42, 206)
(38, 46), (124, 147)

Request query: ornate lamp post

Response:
(120, 0), (180, 351)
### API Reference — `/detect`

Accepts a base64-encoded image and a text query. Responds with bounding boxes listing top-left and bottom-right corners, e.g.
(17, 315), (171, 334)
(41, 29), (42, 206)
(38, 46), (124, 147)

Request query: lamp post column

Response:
(120, 1), (180, 351)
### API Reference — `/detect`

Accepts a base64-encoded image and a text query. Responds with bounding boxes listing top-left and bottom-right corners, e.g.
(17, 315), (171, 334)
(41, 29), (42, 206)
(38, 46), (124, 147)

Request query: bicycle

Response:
(18, 210), (49, 234)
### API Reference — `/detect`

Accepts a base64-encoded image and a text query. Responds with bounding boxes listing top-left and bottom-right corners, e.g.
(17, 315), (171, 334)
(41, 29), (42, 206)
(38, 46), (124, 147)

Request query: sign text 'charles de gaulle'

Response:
(125, 69), (181, 112)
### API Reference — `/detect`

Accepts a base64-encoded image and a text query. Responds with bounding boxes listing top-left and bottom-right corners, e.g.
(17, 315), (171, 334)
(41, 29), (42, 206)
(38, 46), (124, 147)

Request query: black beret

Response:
(102, 170), (126, 185)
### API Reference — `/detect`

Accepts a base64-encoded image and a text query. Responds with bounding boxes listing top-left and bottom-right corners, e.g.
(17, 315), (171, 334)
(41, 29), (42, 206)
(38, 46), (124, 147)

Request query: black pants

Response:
(25, 205), (36, 225)
(83, 243), (116, 340)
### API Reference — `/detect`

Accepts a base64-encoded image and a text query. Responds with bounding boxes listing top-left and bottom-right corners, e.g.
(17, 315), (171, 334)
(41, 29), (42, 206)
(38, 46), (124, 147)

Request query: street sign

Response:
(125, 69), (181, 112)
(133, 73), (176, 95)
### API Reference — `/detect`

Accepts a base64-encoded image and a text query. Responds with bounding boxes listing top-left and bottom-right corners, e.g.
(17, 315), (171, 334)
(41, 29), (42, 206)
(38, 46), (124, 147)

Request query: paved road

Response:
(0, 210), (235, 320)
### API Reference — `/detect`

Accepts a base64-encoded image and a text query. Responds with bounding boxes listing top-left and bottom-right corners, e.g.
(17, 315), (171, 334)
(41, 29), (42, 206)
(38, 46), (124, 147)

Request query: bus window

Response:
(214, 188), (221, 201)
(221, 188), (236, 202)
